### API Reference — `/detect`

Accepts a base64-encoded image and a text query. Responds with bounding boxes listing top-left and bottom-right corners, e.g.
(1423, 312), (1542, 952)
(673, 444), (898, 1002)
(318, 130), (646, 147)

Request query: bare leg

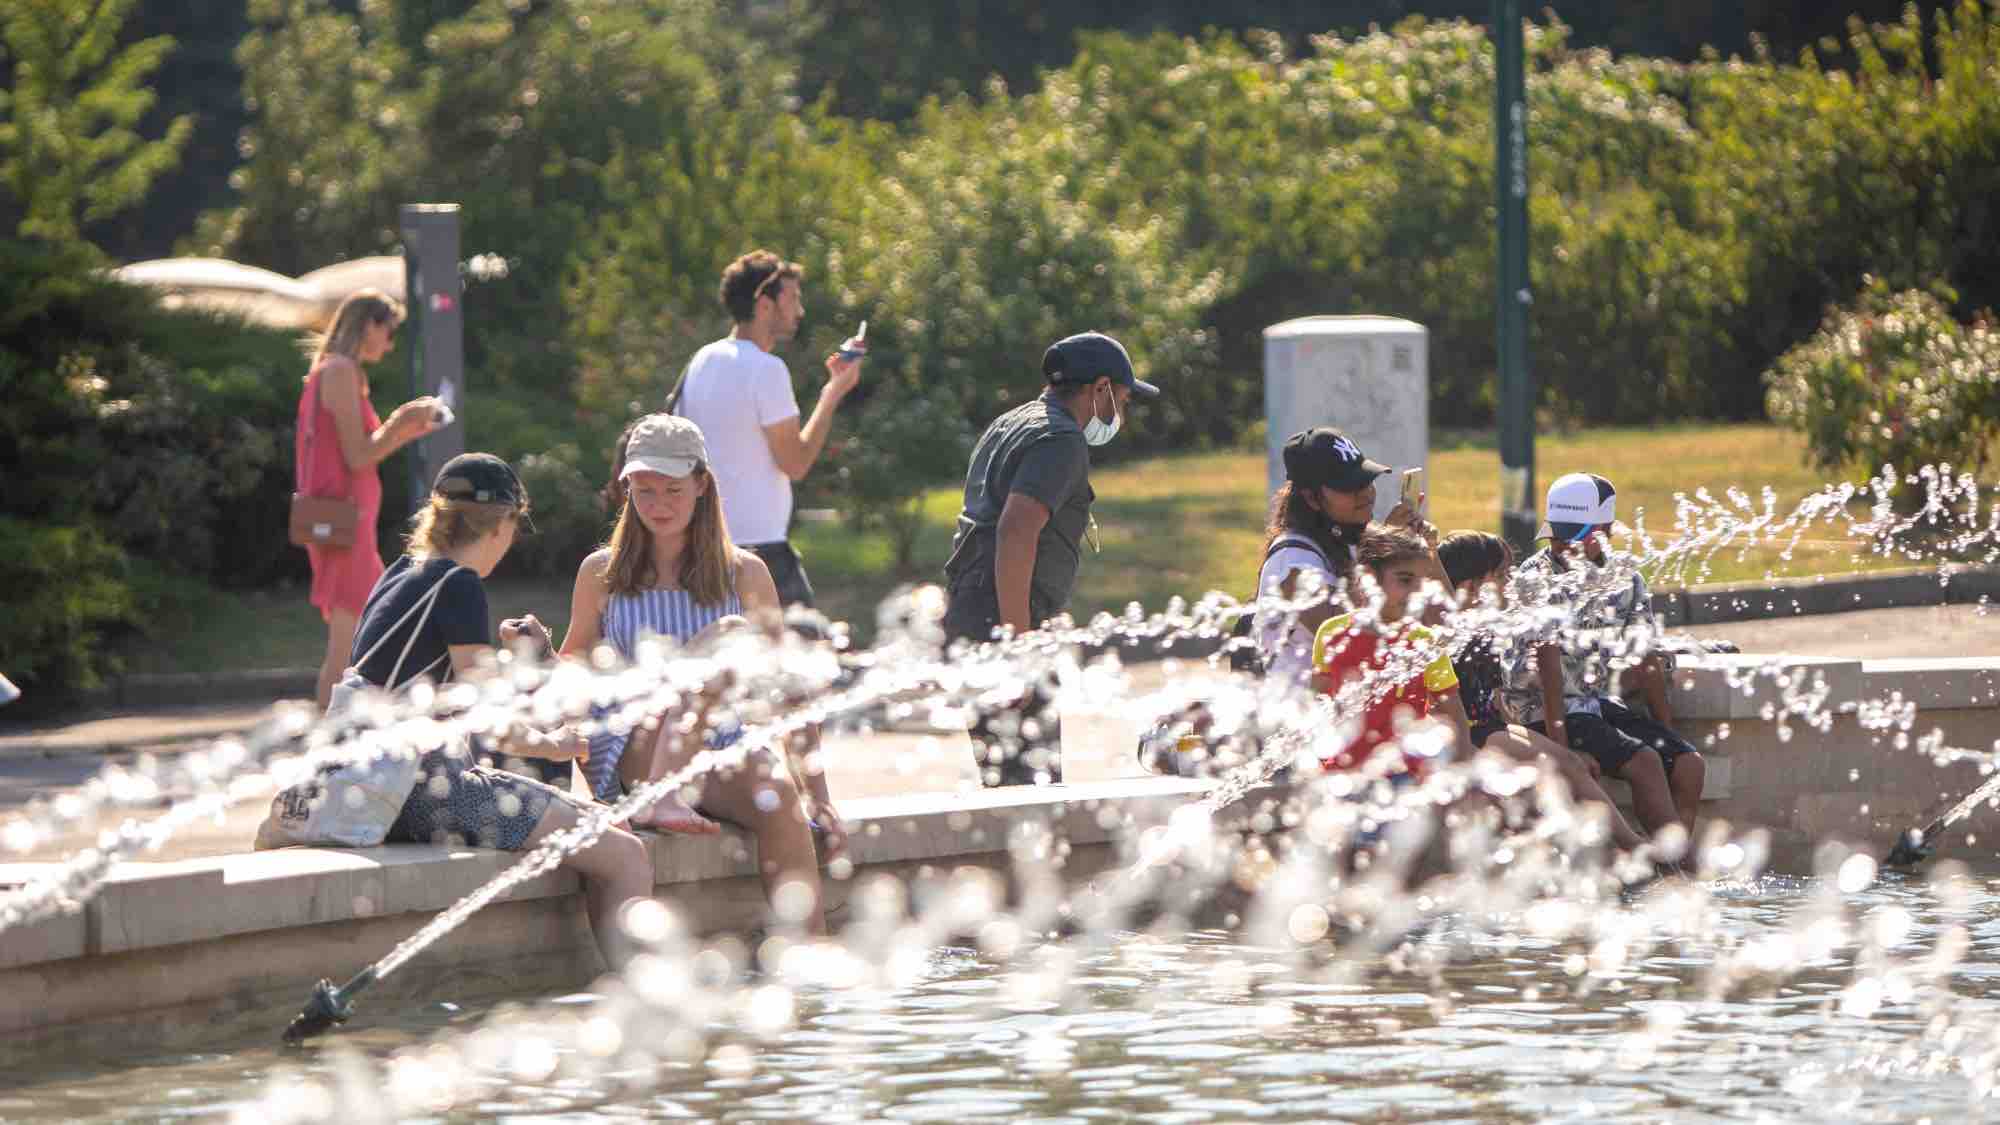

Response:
(696, 747), (826, 934)
(779, 725), (847, 861)
(317, 609), (359, 711)
(1613, 748), (1678, 839)
(1669, 751), (1706, 839)
(623, 711), (719, 836)
(1485, 728), (1645, 850)
(524, 799), (652, 971)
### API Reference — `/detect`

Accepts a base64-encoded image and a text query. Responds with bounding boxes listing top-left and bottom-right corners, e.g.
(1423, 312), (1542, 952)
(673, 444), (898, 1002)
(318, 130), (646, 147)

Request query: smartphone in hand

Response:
(1399, 467), (1426, 513)
(837, 319), (868, 360)
(432, 376), (458, 428)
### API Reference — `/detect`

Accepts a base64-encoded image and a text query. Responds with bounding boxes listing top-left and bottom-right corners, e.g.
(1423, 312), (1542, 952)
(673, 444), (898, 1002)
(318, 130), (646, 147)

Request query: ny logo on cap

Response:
(1331, 436), (1362, 462)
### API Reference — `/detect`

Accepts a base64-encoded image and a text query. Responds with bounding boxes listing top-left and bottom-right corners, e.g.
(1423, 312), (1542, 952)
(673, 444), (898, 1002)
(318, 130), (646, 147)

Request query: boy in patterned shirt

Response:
(1505, 473), (1706, 844)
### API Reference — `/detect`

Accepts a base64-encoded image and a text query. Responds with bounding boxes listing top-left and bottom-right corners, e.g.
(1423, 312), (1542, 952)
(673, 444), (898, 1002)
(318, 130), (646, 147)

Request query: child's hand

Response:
(500, 614), (553, 656)
(545, 727), (590, 762)
(1571, 750), (1601, 780)
(1384, 500), (1440, 547)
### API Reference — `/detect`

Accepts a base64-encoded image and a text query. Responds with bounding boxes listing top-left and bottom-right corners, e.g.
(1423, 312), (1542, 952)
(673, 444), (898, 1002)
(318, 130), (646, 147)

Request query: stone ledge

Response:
(1679, 566), (2000, 626)
(1670, 654), (1867, 721)
(1858, 659), (2000, 712)
(0, 777), (1220, 974)
(1668, 654), (2000, 723)
(5, 656), (1995, 969)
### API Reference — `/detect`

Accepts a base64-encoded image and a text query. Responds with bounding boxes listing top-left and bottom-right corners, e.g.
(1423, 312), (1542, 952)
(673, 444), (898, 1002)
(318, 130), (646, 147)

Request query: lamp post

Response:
(1492, 0), (1536, 552)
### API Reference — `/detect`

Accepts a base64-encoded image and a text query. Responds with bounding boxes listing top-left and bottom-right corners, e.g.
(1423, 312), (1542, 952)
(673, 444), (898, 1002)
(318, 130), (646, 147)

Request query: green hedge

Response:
(196, 3), (2000, 452)
(1766, 279), (2000, 507)
(0, 517), (137, 694)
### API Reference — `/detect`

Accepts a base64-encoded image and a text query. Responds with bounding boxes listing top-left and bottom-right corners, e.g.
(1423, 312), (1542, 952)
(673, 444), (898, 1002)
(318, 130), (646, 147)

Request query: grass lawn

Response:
(127, 423), (1959, 677)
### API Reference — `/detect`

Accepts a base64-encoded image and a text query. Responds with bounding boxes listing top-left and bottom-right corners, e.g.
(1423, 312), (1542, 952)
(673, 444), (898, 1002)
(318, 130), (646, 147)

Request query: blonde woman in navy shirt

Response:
(558, 414), (847, 934)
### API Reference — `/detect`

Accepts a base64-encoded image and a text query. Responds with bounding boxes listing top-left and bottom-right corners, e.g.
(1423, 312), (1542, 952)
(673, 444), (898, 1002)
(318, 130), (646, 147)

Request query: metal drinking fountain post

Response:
(400, 204), (467, 514)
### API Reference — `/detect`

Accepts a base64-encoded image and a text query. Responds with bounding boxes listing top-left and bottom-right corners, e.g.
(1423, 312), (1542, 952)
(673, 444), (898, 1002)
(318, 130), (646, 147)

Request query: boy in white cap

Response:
(1504, 473), (1706, 848)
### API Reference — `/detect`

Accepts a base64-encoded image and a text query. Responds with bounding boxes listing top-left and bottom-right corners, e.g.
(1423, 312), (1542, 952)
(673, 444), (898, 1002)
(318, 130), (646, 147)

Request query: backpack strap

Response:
(1262, 532), (1331, 568)
(353, 563), (470, 690)
(664, 356), (693, 415)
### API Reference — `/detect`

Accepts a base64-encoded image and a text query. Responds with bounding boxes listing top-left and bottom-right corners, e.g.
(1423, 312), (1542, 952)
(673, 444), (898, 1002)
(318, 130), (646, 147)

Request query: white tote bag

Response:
(258, 565), (469, 849)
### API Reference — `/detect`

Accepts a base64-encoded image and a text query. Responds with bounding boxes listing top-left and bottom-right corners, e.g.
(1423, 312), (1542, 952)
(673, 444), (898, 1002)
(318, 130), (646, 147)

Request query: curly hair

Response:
(718, 250), (803, 324)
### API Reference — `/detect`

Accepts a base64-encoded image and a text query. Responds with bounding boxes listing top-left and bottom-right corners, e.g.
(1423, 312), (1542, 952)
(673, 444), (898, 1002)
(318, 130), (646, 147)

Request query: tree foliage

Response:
(0, 236), (310, 693)
(0, 0), (190, 242)
(175, 0), (2000, 556)
(7, 0), (2000, 688)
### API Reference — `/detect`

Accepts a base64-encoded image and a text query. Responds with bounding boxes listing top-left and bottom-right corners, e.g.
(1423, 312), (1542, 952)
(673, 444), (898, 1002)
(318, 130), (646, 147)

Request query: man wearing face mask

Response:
(943, 331), (1157, 644)
(942, 331), (1159, 786)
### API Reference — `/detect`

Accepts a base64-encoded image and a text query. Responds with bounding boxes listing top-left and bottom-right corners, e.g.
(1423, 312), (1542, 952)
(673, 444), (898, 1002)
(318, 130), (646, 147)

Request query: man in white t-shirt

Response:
(670, 250), (864, 607)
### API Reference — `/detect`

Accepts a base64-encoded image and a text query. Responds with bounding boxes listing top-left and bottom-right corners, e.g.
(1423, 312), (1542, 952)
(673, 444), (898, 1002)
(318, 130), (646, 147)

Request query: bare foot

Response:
(631, 792), (720, 835)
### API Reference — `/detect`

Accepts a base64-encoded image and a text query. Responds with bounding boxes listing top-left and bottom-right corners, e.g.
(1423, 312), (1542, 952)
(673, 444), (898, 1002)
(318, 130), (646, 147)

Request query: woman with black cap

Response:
(331, 452), (654, 971)
(1251, 426), (1430, 685)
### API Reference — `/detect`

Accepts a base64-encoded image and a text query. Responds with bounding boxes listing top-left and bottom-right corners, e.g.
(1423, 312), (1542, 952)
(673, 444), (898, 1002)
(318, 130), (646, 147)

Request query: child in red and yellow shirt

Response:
(1313, 524), (1473, 776)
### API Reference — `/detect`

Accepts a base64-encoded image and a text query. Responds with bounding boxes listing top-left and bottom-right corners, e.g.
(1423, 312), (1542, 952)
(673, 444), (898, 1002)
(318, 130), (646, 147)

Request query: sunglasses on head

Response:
(753, 270), (791, 302)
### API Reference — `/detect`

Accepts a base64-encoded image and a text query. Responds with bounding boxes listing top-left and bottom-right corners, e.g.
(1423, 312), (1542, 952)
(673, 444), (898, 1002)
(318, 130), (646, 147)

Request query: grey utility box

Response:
(1262, 315), (1429, 520)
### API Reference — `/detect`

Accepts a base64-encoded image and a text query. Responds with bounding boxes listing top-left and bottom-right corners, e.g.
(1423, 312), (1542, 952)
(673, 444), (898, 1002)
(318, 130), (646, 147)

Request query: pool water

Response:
(7, 872), (2000, 1123)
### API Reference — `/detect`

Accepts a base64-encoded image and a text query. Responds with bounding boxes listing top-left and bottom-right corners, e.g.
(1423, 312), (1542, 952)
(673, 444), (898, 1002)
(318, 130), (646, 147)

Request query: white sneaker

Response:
(0, 673), (18, 706)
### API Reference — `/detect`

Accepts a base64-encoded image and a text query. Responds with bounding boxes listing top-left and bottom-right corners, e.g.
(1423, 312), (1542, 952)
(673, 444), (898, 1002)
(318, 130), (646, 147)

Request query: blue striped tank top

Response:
(583, 584), (743, 799)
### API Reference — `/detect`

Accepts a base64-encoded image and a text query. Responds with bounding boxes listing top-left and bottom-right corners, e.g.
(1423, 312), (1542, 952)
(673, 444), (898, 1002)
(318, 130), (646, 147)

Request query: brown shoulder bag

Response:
(288, 368), (360, 549)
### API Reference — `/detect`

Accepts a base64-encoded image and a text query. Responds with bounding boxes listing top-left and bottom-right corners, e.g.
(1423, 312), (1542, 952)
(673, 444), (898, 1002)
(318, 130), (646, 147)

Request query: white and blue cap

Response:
(1539, 472), (1623, 542)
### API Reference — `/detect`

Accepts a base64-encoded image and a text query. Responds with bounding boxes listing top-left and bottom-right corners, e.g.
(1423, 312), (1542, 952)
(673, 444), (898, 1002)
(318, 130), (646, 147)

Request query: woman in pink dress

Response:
(296, 289), (444, 709)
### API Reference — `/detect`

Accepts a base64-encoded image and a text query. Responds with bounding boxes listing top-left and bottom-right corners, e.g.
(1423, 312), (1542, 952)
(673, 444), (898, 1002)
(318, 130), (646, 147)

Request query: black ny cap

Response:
(1282, 427), (1392, 491)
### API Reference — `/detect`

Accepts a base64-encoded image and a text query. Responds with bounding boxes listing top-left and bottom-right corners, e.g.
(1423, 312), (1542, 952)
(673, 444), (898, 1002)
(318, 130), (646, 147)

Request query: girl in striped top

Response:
(559, 414), (846, 934)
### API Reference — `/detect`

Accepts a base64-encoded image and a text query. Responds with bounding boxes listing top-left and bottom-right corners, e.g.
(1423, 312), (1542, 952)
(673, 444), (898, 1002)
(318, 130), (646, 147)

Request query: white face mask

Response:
(1082, 383), (1122, 446)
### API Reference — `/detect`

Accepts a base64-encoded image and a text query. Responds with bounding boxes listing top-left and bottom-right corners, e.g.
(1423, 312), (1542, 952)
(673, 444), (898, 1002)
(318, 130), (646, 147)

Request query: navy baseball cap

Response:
(1282, 427), (1392, 491)
(1042, 331), (1159, 399)
(434, 452), (526, 508)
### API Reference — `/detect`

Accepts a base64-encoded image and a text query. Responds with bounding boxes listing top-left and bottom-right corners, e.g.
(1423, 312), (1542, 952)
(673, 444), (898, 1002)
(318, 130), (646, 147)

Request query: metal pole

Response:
(399, 203), (466, 514)
(1492, 0), (1536, 553)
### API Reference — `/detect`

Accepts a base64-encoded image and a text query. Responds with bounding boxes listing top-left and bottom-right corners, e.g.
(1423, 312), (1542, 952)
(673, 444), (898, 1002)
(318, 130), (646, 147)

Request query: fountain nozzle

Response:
(1882, 828), (1936, 869)
(281, 969), (372, 1044)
